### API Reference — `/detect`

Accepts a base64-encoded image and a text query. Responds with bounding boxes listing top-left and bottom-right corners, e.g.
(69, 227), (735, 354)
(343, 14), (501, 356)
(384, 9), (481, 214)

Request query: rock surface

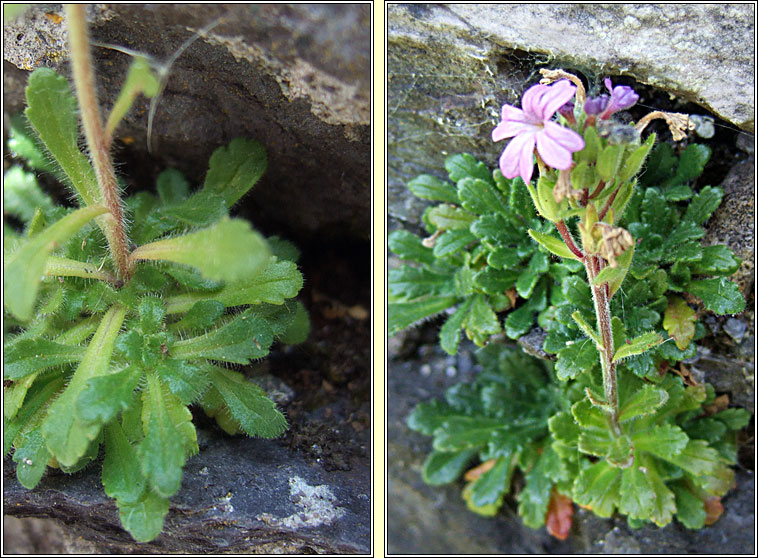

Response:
(3, 4), (370, 241)
(4, 424), (370, 554)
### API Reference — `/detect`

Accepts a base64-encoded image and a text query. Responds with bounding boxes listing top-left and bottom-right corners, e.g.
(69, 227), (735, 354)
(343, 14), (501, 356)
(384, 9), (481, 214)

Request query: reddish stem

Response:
(556, 220), (585, 260)
(598, 182), (623, 221)
(588, 180), (606, 200)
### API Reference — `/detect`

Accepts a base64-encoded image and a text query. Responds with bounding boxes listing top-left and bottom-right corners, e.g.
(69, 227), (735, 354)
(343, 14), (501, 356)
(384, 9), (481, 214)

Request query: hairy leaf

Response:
(117, 490), (170, 543)
(41, 305), (127, 466)
(4, 204), (108, 321)
(686, 277), (745, 315)
(388, 230), (436, 266)
(663, 296), (697, 351)
(408, 173), (459, 203)
(4, 338), (86, 380)
(24, 67), (100, 205)
(683, 186), (723, 225)
(131, 217), (270, 283)
(208, 367), (287, 438)
(102, 421), (146, 505)
(203, 138), (267, 207)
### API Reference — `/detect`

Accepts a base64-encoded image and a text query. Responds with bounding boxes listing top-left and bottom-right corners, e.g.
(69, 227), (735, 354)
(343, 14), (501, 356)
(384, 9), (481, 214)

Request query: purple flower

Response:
(583, 94), (609, 116)
(599, 78), (638, 120)
(492, 80), (585, 185)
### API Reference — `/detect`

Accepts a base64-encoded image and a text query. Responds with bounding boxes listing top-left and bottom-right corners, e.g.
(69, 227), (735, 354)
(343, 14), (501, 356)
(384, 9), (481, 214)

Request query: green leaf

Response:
(597, 144), (624, 182)
(24, 68), (100, 205)
(166, 259), (303, 314)
(618, 465), (655, 518)
(464, 295), (501, 342)
(433, 229), (477, 258)
(131, 216), (270, 283)
(711, 408), (751, 431)
(161, 190), (228, 227)
(172, 311), (273, 364)
(117, 490), (170, 543)
(4, 338), (86, 380)
(407, 399), (455, 436)
(672, 482), (706, 529)
(171, 300), (225, 332)
(528, 228), (580, 260)
(156, 360), (210, 405)
(677, 144), (711, 182)
(3, 166), (56, 223)
(643, 455), (677, 526)
(439, 298), (473, 355)
(421, 449), (477, 485)
(432, 416), (503, 452)
(12, 428), (50, 489)
(556, 339), (597, 380)
(593, 242), (634, 297)
(473, 267), (519, 295)
(684, 186), (723, 225)
(387, 297), (458, 336)
(4, 204), (108, 321)
(102, 421), (146, 505)
(138, 373), (186, 498)
(666, 439), (722, 477)
(388, 230), (436, 266)
(7, 113), (53, 171)
(518, 447), (564, 528)
(632, 424), (689, 460)
(445, 153), (491, 183)
(663, 184), (693, 201)
(76, 365), (142, 424)
(407, 174), (459, 203)
(470, 456), (513, 508)
(155, 168), (190, 205)
(389, 266), (456, 299)
(663, 296), (696, 350)
(427, 204), (476, 230)
(570, 311), (603, 349)
(208, 367), (287, 438)
(273, 301), (310, 345)
(618, 132), (655, 181)
(619, 384), (668, 422)
(203, 138), (267, 207)
(686, 277), (745, 315)
(612, 331), (664, 363)
(105, 56), (160, 138)
(572, 461), (621, 517)
(41, 305), (127, 466)
(689, 245), (741, 276)
(457, 177), (509, 215)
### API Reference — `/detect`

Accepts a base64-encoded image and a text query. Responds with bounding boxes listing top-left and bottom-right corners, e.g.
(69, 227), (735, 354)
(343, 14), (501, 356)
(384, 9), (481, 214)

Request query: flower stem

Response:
(66, 4), (132, 281)
(585, 254), (621, 435)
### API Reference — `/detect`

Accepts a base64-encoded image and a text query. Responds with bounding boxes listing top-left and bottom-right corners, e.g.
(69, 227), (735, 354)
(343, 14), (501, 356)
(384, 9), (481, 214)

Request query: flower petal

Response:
(544, 120), (586, 151)
(521, 83), (550, 119)
(492, 120), (539, 142)
(536, 130), (574, 170)
(500, 131), (535, 183)
(538, 80), (578, 121)
(501, 103), (524, 122)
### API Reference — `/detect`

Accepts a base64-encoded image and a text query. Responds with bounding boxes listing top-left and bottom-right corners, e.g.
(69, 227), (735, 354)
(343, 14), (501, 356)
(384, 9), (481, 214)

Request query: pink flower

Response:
(492, 80), (585, 185)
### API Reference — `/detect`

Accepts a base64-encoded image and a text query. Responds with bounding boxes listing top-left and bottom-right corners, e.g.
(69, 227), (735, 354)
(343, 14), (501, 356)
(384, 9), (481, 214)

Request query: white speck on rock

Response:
(256, 476), (347, 529)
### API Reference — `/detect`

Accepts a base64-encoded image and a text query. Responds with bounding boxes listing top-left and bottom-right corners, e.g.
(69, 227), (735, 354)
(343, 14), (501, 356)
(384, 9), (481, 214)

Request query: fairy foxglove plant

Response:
(398, 68), (748, 535)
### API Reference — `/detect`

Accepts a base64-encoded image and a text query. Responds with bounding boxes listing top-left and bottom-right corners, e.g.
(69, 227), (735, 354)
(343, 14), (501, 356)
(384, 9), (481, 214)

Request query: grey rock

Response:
(3, 3), (370, 242)
(4, 426), (370, 554)
(389, 4), (754, 131)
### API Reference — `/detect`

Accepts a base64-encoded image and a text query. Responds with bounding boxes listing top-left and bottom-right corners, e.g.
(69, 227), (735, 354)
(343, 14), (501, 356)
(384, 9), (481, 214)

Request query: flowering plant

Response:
(397, 68), (748, 536)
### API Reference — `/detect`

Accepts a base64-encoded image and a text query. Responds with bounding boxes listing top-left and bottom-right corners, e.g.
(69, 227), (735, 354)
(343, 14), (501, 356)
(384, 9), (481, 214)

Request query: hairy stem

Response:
(585, 254), (621, 434)
(556, 220), (585, 260)
(66, 4), (132, 280)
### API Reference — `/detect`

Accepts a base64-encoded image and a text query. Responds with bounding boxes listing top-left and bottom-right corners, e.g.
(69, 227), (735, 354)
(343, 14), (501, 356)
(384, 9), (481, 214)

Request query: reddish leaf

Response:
(545, 488), (573, 540)
(463, 458), (496, 482)
(704, 497), (724, 525)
